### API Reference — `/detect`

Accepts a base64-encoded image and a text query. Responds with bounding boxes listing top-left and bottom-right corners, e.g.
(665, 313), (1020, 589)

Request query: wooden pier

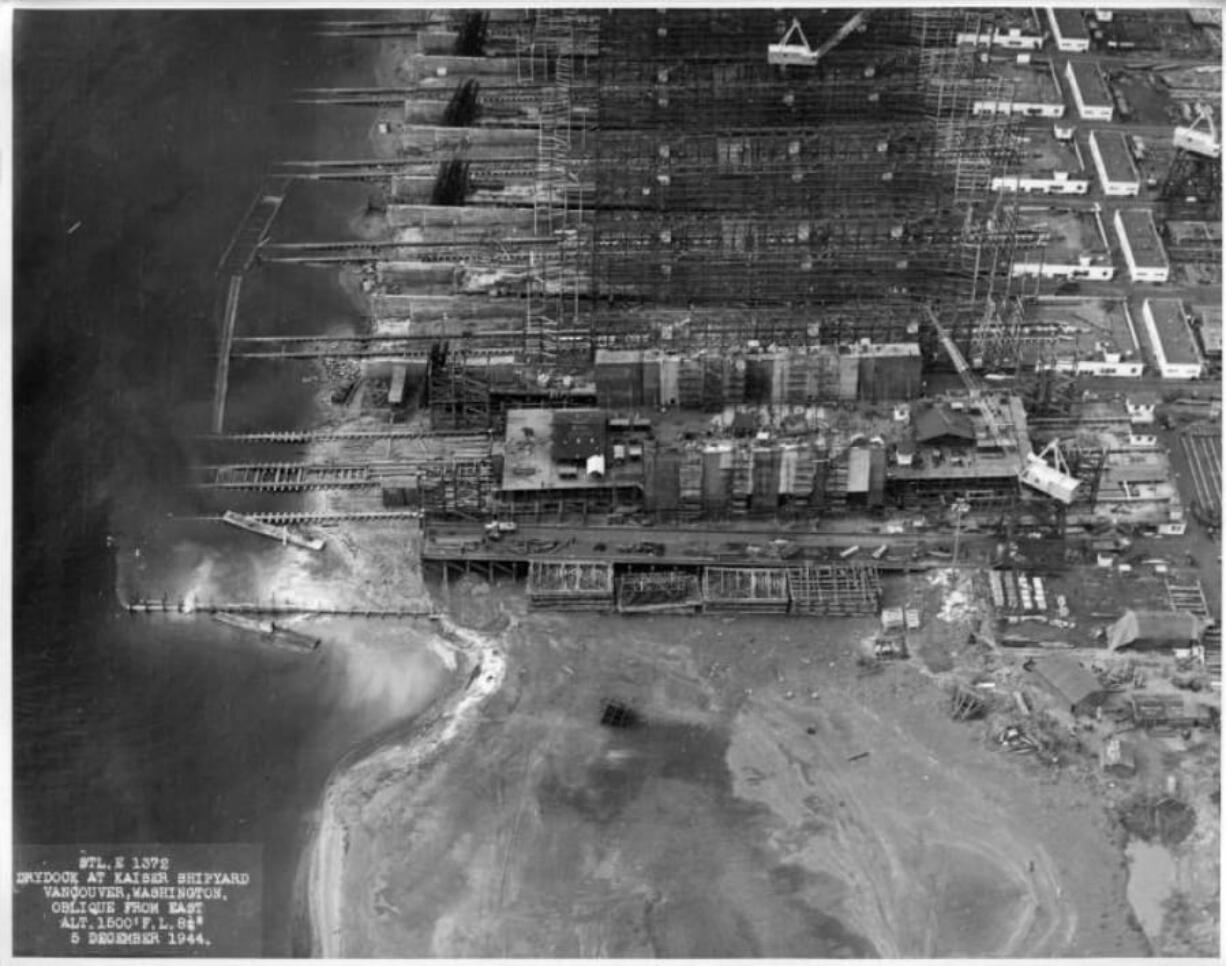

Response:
(210, 274), (243, 435)
(125, 599), (438, 619)
(200, 462), (377, 491)
(210, 175), (293, 435)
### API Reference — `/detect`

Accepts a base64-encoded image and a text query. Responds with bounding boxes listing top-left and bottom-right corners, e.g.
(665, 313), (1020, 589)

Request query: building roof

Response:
(847, 447), (871, 493)
(1011, 130), (1084, 177)
(1068, 60), (1113, 107)
(913, 404), (977, 443)
(1019, 208), (1108, 263)
(1032, 655), (1103, 710)
(1090, 130), (1138, 184)
(1116, 209), (1169, 269)
(1051, 7), (1089, 40)
(1108, 609), (1208, 650)
(501, 409), (624, 492)
(1022, 297), (1138, 363)
(552, 410), (607, 461)
(1165, 220), (1222, 249)
(1195, 304), (1222, 354)
(995, 61), (1063, 105)
(1146, 298), (1201, 366)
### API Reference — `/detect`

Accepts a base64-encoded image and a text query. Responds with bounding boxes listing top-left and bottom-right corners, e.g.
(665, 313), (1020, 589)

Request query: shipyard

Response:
(12, 5), (1223, 961)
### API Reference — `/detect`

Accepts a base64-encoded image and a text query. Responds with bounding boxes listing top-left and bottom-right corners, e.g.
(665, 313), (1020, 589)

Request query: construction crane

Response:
(925, 306), (1015, 458)
(767, 12), (869, 67)
(1162, 103), (1221, 209)
(924, 307), (1080, 505)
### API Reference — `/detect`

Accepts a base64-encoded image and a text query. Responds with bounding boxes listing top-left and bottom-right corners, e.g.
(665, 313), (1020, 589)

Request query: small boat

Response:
(221, 511), (325, 551)
(212, 613), (321, 652)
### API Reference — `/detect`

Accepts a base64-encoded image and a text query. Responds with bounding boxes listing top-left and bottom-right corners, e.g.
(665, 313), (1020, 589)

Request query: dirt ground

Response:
(318, 570), (1151, 959)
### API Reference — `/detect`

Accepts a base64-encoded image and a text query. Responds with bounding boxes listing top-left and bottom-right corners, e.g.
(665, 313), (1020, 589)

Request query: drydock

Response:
(129, 9), (1223, 957)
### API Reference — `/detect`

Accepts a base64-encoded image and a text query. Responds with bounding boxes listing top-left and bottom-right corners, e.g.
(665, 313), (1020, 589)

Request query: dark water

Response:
(13, 12), (407, 955)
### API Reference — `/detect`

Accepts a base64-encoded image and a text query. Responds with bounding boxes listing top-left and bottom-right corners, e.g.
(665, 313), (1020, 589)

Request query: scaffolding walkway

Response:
(217, 175), (294, 274)
(201, 463), (377, 491)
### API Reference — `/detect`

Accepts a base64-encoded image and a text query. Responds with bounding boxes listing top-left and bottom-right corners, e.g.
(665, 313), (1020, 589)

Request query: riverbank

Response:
(307, 613), (508, 958)
(303, 581), (1149, 957)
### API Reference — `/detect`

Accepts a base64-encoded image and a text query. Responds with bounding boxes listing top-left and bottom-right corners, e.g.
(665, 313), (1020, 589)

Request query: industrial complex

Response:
(126, 7), (1223, 957)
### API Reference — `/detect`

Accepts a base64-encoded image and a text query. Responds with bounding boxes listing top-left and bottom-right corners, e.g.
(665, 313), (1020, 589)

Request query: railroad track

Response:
(1179, 428), (1221, 516)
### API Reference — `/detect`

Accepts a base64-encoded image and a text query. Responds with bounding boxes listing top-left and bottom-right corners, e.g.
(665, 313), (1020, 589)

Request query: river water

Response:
(12, 11), (442, 955)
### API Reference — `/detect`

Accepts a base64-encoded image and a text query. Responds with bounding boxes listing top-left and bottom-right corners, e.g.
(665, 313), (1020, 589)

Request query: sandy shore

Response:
(307, 614), (507, 957)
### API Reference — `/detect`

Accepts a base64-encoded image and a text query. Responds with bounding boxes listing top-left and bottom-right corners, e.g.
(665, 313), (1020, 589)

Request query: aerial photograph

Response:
(10, 4), (1223, 959)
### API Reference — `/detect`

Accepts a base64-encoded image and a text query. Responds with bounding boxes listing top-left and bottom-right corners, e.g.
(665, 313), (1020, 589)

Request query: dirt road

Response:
(315, 583), (1149, 958)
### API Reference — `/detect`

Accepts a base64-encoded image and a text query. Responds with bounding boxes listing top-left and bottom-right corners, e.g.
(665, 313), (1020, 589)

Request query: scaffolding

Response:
(616, 571), (703, 613)
(426, 344), (494, 431)
(582, 9), (1022, 353)
(373, 10), (1028, 369)
(527, 559), (615, 609)
(702, 566), (791, 613)
(786, 563), (882, 615)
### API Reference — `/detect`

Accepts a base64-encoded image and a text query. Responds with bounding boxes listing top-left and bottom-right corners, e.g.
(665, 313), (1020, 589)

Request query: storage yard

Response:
(142, 7), (1224, 959)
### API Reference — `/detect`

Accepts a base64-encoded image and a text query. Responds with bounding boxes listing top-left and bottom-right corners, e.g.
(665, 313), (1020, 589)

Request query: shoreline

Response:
(304, 613), (508, 957)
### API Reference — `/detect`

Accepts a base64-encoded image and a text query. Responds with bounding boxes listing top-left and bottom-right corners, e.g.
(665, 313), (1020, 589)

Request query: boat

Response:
(212, 613), (321, 652)
(221, 510), (325, 551)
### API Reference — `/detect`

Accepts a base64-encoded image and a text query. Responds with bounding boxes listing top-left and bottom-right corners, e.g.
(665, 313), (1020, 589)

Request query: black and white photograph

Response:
(9, 3), (1224, 959)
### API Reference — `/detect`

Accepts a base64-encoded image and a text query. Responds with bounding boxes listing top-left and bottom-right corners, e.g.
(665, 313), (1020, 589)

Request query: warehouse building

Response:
(1088, 130), (1140, 196)
(956, 9), (1045, 50)
(1022, 297), (1144, 376)
(1047, 7), (1091, 52)
(1065, 60), (1114, 121)
(992, 129), (1088, 195)
(974, 60), (1065, 118)
(1031, 656), (1108, 716)
(1141, 298), (1204, 380)
(1114, 209), (1170, 284)
(1012, 207), (1115, 281)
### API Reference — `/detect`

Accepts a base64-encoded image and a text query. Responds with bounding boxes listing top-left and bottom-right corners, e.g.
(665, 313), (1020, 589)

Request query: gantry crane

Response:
(1162, 103), (1221, 209)
(767, 12), (869, 67)
(924, 307), (1080, 505)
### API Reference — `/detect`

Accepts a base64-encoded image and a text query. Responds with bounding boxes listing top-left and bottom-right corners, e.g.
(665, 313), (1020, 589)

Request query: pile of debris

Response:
(1117, 794), (1198, 846)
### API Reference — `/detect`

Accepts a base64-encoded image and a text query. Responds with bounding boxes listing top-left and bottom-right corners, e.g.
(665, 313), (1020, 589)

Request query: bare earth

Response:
(312, 584), (1149, 958)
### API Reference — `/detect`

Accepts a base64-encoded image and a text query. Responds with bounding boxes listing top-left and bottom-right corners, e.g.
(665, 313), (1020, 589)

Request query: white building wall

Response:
(1088, 132), (1140, 196)
(957, 29), (1044, 50)
(991, 173), (1089, 194)
(973, 99), (1065, 119)
(1048, 8), (1091, 51)
(1012, 260), (1115, 281)
(1066, 63), (1114, 122)
(1114, 211), (1170, 284)
(1142, 300), (1203, 379)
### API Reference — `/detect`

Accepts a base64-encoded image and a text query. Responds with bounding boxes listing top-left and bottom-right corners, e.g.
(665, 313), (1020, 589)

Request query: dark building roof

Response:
(1146, 299), (1200, 367)
(1032, 656), (1105, 713)
(1108, 609), (1207, 650)
(1069, 60), (1113, 108)
(913, 404), (977, 443)
(1118, 209), (1169, 269)
(1052, 7), (1089, 40)
(552, 410), (607, 461)
(1091, 130), (1138, 183)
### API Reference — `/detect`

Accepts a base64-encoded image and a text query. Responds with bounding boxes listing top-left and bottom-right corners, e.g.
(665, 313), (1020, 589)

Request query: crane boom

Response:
(812, 11), (868, 61)
(768, 12), (869, 67)
(924, 306), (1013, 457)
(925, 306), (1080, 504)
